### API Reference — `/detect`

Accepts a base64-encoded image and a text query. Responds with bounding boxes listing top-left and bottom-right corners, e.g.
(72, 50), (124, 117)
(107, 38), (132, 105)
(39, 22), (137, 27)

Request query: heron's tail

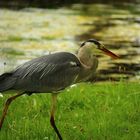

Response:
(0, 72), (16, 92)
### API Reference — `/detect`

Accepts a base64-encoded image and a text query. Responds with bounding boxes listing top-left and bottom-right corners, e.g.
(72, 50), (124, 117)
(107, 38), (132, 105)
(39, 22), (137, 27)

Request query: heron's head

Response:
(80, 39), (119, 59)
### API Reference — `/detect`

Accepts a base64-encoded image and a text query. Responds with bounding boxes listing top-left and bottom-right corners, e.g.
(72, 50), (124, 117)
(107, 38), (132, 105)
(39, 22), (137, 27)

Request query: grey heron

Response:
(0, 39), (119, 140)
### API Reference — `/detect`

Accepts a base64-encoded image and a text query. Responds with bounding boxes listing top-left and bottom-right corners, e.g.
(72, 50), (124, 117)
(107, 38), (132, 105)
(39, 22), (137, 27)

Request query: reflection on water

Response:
(0, 4), (140, 81)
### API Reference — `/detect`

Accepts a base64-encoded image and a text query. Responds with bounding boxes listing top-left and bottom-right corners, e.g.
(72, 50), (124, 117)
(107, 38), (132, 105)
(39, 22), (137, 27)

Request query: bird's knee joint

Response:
(5, 98), (13, 105)
(50, 116), (55, 126)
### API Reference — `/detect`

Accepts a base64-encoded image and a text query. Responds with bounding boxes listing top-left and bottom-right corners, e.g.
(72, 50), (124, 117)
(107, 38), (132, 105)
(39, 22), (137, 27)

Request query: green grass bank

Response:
(0, 82), (140, 140)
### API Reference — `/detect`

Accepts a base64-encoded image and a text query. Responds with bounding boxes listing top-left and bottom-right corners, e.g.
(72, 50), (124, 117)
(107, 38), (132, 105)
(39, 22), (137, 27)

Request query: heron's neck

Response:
(77, 47), (97, 69)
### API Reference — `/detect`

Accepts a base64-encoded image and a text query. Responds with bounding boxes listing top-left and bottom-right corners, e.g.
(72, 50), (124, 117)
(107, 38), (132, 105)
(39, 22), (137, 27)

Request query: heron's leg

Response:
(0, 92), (24, 130)
(50, 94), (62, 140)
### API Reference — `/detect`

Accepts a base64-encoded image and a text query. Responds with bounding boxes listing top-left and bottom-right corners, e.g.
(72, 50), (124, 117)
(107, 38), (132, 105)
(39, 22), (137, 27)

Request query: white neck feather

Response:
(77, 46), (98, 69)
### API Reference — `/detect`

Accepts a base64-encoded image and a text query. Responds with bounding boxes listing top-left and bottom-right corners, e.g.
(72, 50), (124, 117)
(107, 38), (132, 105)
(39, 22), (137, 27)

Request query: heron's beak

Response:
(99, 44), (119, 59)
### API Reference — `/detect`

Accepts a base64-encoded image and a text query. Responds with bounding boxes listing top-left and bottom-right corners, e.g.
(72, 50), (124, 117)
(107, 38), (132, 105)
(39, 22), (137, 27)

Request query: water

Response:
(0, 4), (140, 81)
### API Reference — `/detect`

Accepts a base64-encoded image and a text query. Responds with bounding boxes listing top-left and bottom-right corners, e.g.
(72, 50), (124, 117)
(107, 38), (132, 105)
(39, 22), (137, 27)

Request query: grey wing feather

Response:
(12, 52), (81, 92)
(0, 73), (16, 92)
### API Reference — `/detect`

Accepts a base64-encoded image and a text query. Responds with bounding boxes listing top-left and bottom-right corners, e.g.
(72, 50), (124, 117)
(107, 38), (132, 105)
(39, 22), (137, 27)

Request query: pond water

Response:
(0, 4), (140, 82)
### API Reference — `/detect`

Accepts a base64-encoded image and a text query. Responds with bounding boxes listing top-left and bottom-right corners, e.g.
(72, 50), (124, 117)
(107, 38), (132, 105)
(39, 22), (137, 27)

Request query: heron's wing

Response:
(14, 52), (80, 79)
(12, 52), (81, 92)
(16, 60), (79, 80)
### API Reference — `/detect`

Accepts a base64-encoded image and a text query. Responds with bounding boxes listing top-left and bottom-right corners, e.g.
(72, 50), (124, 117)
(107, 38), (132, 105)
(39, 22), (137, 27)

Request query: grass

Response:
(0, 82), (140, 140)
